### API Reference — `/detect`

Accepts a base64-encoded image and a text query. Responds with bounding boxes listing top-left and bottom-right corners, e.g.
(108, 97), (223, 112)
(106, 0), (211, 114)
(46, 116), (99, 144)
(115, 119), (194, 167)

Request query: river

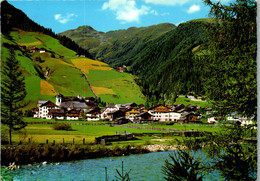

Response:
(2, 151), (223, 181)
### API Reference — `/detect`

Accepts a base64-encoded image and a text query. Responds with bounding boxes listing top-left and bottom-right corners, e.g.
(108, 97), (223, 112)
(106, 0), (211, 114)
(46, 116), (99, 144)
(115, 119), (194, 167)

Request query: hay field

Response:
(40, 80), (56, 95)
(92, 86), (115, 95)
(71, 58), (112, 74)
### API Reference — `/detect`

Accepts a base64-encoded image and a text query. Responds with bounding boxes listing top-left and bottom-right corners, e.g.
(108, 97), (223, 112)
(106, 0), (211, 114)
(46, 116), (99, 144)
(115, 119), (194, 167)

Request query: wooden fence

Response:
(113, 125), (212, 137)
(26, 137), (88, 145)
(95, 134), (135, 145)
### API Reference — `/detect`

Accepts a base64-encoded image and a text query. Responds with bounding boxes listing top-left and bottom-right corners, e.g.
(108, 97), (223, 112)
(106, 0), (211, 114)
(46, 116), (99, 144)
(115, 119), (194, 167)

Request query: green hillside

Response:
(1, 1), (145, 109)
(1, 31), (95, 108)
(1, 30), (145, 108)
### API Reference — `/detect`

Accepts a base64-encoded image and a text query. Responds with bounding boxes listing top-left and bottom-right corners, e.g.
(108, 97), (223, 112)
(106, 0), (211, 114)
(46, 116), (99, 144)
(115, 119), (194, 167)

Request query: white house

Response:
(101, 103), (118, 119)
(40, 48), (46, 53)
(37, 101), (59, 119)
(153, 112), (182, 122)
(207, 117), (218, 124)
(86, 107), (101, 121)
(47, 109), (65, 120)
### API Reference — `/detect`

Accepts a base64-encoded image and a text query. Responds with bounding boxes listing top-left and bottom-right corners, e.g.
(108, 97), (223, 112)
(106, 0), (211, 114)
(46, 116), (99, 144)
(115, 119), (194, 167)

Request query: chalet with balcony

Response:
(125, 109), (140, 121)
(66, 109), (80, 120)
(86, 107), (101, 121)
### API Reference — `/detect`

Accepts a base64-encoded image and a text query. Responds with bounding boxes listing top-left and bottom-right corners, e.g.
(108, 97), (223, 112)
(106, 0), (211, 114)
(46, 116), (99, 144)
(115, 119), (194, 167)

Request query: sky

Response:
(8, 0), (233, 33)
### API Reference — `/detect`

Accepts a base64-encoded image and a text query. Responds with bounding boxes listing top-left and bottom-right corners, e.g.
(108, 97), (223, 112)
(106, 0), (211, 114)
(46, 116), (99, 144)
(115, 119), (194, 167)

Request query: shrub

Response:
(53, 123), (72, 131)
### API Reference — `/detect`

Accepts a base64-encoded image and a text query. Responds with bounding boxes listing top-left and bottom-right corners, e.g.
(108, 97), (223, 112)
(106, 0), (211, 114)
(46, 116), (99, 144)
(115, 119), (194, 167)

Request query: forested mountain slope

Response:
(60, 23), (176, 67)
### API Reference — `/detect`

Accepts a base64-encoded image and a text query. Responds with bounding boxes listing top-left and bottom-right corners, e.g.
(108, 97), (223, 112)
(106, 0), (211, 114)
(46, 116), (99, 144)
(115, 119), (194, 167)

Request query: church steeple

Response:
(56, 92), (63, 106)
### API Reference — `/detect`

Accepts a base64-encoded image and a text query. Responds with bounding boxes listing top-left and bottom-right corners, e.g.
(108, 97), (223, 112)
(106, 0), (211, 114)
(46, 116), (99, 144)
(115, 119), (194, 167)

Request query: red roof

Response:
(40, 101), (58, 108)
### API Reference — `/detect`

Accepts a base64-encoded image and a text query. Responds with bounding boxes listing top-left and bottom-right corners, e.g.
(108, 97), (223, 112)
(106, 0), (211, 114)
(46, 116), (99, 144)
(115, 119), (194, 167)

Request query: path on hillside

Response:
(80, 69), (97, 98)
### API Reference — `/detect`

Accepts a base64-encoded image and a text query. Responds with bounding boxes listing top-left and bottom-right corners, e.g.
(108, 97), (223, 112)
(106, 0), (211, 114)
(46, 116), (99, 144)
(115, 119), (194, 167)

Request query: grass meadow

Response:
(11, 118), (167, 145)
(6, 117), (223, 147)
(88, 69), (145, 104)
(175, 96), (212, 108)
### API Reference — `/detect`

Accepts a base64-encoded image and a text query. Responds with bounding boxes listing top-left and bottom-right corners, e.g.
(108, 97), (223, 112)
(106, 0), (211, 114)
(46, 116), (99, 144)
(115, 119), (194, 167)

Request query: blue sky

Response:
(9, 0), (232, 33)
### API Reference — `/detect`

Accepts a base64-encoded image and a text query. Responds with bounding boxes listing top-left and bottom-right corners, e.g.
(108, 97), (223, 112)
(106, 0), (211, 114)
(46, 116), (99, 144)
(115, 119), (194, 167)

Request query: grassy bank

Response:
(1, 143), (149, 166)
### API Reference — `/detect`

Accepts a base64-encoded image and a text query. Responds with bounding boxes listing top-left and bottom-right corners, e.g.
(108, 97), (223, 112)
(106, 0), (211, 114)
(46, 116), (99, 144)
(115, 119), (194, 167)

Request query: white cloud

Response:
(54, 13), (77, 24)
(143, 0), (190, 6)
(187, 5), (200, 14)
(150, 10), (158, 16)
(102, 0), (155, 23)
(161, 12), (170, 16)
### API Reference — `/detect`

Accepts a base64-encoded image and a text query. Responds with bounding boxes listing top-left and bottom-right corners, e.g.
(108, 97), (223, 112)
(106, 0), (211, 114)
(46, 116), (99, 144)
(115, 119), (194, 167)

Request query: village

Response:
(32, 93), (253, 126)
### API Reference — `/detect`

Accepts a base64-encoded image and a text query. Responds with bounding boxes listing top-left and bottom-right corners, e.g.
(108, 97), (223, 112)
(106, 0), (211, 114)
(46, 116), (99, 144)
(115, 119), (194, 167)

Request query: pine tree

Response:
(202, 0), (257, 118)
(1, 49), (27, 144)
(162, 149), (204, 181)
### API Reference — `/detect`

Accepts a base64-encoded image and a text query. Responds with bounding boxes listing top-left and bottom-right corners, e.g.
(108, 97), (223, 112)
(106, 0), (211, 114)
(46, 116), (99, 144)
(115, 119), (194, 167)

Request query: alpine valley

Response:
(59, 19), (212, 105)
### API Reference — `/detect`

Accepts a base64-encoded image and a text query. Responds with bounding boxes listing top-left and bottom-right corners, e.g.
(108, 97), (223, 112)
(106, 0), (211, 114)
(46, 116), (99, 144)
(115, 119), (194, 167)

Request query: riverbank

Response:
(1, 143), (150, 167)
(1, 143), (186, 168)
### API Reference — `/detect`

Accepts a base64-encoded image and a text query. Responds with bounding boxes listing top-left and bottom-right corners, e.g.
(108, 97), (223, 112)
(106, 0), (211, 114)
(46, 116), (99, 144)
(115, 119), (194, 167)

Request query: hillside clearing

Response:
(92, 86), (115, 95)
(40, 80), (56, 95)
(71, 58), (112, 74)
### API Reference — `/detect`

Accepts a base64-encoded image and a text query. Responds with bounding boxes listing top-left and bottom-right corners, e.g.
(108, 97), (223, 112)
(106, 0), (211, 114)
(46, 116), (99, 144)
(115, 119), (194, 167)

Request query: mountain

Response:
(60, 19), (212, 105)
(59, 23), (176, 67)
(1, 1), (145, 109)
(60, 26), (105, 50)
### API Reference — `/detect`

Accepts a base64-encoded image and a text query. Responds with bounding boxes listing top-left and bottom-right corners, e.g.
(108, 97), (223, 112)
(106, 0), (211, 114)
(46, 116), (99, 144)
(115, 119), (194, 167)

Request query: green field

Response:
(174, 96), (212, 108)
(11, 119), (165, 145)
(7, 117), (223, 146)
(88, 70), (145, 104)
(125, 123), (222, 133)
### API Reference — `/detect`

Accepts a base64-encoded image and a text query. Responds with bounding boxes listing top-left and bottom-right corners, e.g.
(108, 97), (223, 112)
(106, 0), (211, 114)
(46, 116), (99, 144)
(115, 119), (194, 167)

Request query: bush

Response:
(53, 123), (72, 131)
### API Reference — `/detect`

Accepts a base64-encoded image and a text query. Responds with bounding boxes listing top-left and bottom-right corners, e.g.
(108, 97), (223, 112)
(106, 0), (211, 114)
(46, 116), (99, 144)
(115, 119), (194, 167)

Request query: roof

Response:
(86, 107), (101, 114)
(181, 112), (193, 117)
(66, 109), (80, 116)
(107, 109), (124, 115)
(60, 101), (87, 109)
(106, 103), (116, 108)
(49, 109), (65, 114)
(38, 100), (48, 104)
(56, 92), (64, 98)
(40, 101), (58, 108)
(148, 104), (166, 110)
(177, 109), (185, 113)
(123, 103), (137, 107)
(137, 112), (152, 117)
(126, 109), (140, 114)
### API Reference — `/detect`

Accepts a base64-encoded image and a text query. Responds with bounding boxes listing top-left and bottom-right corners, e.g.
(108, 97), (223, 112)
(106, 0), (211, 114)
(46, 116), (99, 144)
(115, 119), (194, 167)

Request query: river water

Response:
(3, 151), (223, 181)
